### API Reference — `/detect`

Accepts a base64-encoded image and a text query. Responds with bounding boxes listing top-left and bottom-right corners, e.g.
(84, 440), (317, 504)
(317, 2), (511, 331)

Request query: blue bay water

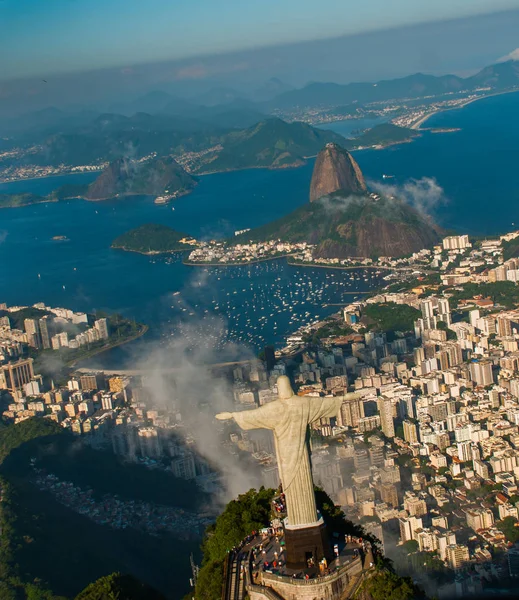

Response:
(0, 165), (382, 366)
(338, 91), (519, 235)
(1, 91), (519, 366)
(317, 116), (387, 138)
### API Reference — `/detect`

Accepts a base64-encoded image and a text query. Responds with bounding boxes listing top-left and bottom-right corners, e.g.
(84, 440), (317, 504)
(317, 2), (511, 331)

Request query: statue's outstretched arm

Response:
(216, 402), (278, 431)
(309, 392), (361, 422)
(215, 412), (233, 420)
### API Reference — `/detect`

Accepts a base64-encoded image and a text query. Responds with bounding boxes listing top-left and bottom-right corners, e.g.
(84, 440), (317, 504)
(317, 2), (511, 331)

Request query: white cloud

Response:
(497, 48), (519, 63)
(370, 176), (447, 218)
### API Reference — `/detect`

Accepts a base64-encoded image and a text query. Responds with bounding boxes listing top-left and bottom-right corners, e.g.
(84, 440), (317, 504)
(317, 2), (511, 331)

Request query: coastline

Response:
(111, 245), (190, 256)
(67, 324), (149, 367)
(184, 254), (401, 272)
(193, 161), (306, 177)
(183, 254), (293, 267)
(0, 197), (59, 210)
(410, 88), (519, 130)
(0, 169), (102, 186)
(286, 258), (396, 271)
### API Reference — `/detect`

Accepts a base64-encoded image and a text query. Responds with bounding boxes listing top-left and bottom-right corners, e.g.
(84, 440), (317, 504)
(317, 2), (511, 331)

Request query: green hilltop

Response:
(111, 223), (196, 254)
(198, 118), (347, 172)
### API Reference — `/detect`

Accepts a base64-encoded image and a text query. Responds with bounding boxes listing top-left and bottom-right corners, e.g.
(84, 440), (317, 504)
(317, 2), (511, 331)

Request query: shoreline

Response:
(184, 254), (401, 273)
(194, 161), (306, 177)
(0, 169), (102, 186)
(111, 245), (191, 256)
(410, 88), (519, 130)
(183, 254), (293, 267)
(67, 324), (149, 367)
(286, 258), (396, 271)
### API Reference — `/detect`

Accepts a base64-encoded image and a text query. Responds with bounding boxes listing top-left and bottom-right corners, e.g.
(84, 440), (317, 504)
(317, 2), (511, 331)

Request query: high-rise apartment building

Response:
(39, 317), (52, 349)
(470, 360), (494, 386)
(0, 358), (36, 391)
(403, 420), (418, 444)
(446, 544), (470, 569)
(94, 318), (110, 340)
(24, 318), (42, 349)
(442, 235), (471, 250)
(378, 397), (395, 438)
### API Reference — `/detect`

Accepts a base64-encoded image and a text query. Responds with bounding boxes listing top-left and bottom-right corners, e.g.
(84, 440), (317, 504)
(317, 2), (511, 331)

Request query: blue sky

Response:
(1, 0), (518, 79)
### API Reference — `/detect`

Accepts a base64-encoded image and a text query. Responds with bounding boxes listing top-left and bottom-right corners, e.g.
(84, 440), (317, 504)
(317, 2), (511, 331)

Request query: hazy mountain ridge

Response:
(267, 60), (519, 109)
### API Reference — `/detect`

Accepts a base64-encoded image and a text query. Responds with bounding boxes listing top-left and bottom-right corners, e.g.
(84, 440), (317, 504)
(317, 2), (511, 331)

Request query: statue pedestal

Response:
(284, 516), (333, 570)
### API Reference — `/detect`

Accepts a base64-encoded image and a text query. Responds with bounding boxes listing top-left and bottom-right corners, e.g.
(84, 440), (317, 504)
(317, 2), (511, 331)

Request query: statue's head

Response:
(277, 375), (294, 400)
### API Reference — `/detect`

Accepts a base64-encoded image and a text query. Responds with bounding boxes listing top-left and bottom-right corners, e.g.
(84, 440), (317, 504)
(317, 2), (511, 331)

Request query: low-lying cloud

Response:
(497, 47), (519, 62)
(370, 176), (447, 219)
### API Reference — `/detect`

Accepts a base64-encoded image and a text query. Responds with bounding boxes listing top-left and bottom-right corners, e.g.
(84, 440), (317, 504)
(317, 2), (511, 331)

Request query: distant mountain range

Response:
(266, 60), (519, 110)
(9, 117), (346, 175)
(235, 143), (441, 258)
(5, 58), (519, 141)
(2, 58), (519, 187)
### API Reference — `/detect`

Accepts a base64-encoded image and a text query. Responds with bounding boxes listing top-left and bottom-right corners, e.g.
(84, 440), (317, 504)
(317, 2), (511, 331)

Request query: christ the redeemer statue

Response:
(217, 376), (360, 528)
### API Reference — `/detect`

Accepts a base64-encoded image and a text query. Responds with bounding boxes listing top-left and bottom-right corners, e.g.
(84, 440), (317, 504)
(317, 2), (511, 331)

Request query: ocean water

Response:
(336, 91), (519, 235)
(317, 116), (387, 138)
(1, 91), (518, 366)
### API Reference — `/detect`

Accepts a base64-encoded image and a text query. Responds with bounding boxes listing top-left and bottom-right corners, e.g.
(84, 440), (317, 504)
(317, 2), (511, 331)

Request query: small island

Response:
(111, 223), (198, 255)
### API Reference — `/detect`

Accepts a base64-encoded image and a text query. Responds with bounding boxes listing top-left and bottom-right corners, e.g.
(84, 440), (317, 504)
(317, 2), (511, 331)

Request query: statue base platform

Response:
(284, 516), (333, 570)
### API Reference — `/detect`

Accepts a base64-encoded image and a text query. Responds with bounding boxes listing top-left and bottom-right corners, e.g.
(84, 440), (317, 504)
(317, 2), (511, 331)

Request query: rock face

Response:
(309, 143), (367, 202)
(310, 198), (441, 258)
(86, 157), (196, 201)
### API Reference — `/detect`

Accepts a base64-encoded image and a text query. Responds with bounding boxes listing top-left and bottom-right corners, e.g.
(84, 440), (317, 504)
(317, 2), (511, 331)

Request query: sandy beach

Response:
(411, 88), (519, 130)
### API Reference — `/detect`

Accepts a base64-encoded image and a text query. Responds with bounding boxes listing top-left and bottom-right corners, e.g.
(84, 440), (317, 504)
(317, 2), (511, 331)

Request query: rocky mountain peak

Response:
(309, 143), (367, 202)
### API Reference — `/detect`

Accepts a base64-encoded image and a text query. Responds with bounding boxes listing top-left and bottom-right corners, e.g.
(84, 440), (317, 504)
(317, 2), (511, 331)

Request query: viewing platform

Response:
(224, 530), (374, 600)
